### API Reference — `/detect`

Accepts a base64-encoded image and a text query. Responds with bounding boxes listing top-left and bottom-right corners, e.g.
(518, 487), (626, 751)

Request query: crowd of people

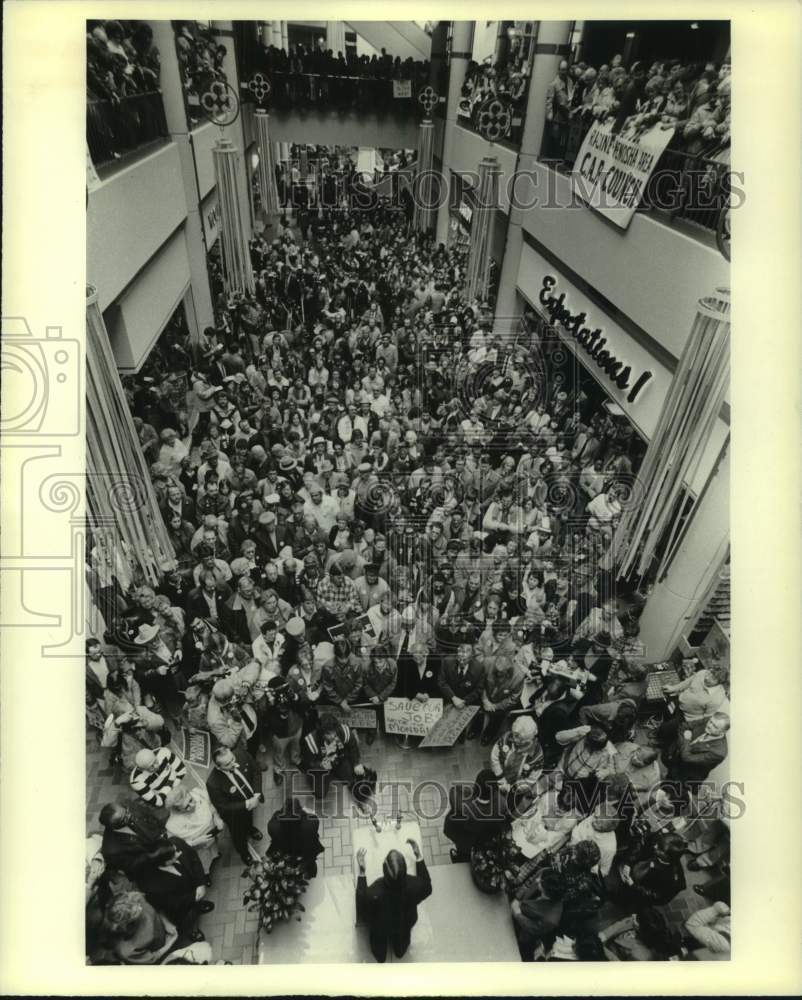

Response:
(543, 53), (731, 162)
(86, 166), (731, 963)
(249, 41), (430, 115)
(172, 21), (231, 126)
(459, 52), (531, 140)
(86, 20), (165, 166)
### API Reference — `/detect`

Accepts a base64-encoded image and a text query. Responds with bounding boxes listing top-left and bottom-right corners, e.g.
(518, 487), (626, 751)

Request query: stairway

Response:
(345, 21), (431, 61)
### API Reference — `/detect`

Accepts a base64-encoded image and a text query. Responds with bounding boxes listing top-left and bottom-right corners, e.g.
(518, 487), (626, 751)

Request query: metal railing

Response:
(539, 116), (730, 235)
(244, 71), (424, 116)
(87, 91), (169, 170)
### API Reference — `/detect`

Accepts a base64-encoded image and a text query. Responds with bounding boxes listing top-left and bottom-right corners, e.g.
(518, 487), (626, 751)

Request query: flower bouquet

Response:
(242, 850), (309, 934)
(470, 834), (511, 895)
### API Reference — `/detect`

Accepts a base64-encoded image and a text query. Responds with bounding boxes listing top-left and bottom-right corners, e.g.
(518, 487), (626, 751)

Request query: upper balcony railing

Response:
(241, 69), (429, 118)
(87, 90), (169, 170)
(541, 115), (730, 236)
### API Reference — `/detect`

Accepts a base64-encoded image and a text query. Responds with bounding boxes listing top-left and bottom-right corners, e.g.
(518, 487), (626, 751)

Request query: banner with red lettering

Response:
(571, 120), (675, 230)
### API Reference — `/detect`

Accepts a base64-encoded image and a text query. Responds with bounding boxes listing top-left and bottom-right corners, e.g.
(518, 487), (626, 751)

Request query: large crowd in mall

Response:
(85, 67), (732, 962)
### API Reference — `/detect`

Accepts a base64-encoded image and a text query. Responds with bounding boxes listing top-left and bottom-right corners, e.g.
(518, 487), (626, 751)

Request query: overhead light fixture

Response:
(690, 22), (699, 29)
(625, 31), (636, 39)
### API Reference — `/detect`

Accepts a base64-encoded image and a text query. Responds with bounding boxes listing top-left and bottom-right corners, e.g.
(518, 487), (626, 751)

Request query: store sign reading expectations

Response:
(539, 274), (653, 404)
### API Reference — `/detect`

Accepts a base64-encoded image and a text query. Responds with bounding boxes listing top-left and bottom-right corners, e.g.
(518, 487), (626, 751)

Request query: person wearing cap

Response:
(489, 716), (545, 797)
(316, 560), (362, 621)
(255, 509), (290, 562)
(305, 436), (332, 476)
(205, 745), (264, 870)
(196, 444), (232, 489)
(353, 562), (389, 612)
(303, 480), (339, 534)
(131, 621), (184, 716)
(332, 473), (356, 520)
(158, 427), (188, 479)
(553, 724), (617, 814)
(129, 746), (187, 809)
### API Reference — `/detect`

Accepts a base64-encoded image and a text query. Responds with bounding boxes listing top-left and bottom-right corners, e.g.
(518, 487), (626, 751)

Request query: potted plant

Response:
(243, 850), (309, 934)
(470, 835), (509, 894)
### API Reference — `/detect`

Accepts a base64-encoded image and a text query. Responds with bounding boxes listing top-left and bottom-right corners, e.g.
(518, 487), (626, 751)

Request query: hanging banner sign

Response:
(419, 705), (479, 748)
(384, 697), (443, 736)
(393, 80), (412, 98)
(572, 120), (675, 230)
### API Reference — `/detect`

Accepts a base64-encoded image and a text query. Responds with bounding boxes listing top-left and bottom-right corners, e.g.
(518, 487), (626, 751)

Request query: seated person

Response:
(266, 797), (324, 878)
(443, 768), (508, 863)
(301, 712), (375, 808)
(476, 655), (525, 746)
(489, 716), (545, 799)
(355, 841), (432, 963)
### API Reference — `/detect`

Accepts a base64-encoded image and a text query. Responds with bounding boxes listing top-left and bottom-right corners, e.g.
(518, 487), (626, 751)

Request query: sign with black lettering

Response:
(419, 705), (479, 748)
(326, 705), (378, 730)
(384, 697), (443, 736)
(572, 121), (674, 229)
(181, 727), (212, 768)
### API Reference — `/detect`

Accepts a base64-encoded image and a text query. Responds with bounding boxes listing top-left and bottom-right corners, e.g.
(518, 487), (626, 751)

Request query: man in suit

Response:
(356, 839), (432, 963)
(663, 711), (730, 803)
(186, 571), (231, 629)
(439, 642), (485, 711)
(205, 745), (264, 871)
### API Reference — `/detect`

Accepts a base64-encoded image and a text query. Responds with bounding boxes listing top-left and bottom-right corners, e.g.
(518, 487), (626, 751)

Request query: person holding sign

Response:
(356, 840), (432, 963)
(394, 640), (440, 703)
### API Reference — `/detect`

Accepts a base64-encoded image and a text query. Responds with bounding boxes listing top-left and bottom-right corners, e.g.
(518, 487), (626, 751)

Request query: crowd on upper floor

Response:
(87, 20), (161, 103)
(544, 54), (731, 161)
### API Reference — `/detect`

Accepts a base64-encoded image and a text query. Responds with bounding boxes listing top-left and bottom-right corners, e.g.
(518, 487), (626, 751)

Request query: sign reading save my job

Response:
(572, 121), (675, 230)
(384, 697), (443, 736)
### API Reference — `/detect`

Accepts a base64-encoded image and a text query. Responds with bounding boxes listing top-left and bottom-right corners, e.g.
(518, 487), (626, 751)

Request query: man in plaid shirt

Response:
(316, 562), (362, 620)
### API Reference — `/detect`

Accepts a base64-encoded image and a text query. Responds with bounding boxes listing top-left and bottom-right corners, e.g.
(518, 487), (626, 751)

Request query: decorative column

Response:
(326, 21), (346, 55)
(614, 289), (731, 582)
(413, 118), (435, 232)
(255, 110), (280, 231)
(465, 155), (500, 302)
(86, 285), (175, 588)
(493, 21), (573, 334)
(213, 138), (255, 296)
(271, 21), (283, 49)
(280, 21), (289, 52)
(435, 21), (474, 244)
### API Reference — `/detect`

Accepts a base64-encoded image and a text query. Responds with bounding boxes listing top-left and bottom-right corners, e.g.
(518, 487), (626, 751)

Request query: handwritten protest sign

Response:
(328, 613), (377, 644)
(572, 121), (675, 229)
(181, 727), (212, 768)
(384, 697), (443, 736)
(326, 704), (378, 730)
(419, 705), (479, 748)
(392, 80), (412, 98)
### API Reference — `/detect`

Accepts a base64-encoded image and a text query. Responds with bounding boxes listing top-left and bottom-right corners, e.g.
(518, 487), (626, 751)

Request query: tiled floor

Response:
(86, 725), (487, 964)
(87, 723), (717, 964)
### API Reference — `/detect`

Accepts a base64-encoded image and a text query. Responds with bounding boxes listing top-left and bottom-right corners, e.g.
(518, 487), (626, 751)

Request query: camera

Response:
(1, 318), (81, 436)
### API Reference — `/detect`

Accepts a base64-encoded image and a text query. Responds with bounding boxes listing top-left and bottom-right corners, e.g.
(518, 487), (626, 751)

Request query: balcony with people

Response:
(86, 19), (168, 172)
(456, 22), (538, 149)
(538, 32), (731, 237)
(239, 33), (431, 118)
